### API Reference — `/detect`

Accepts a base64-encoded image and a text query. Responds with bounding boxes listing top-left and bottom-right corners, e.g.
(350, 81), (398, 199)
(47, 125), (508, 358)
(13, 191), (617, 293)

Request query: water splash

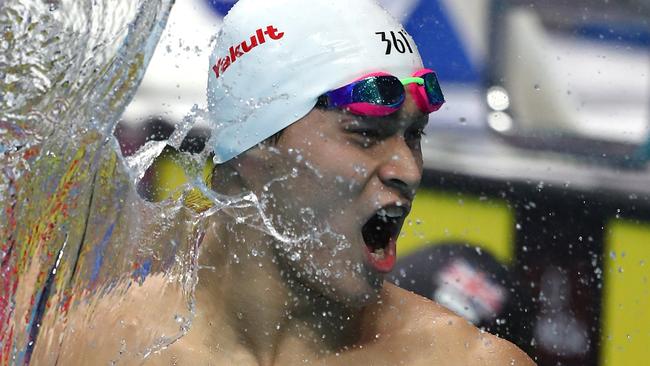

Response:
(0, 0), (361, 363)
(0, 0), (174, 363)
(125, 140), (168, 185)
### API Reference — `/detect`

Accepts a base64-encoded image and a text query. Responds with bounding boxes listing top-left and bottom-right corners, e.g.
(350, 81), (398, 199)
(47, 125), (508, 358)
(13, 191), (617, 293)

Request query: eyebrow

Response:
(339, 114), (429, 131)
(396, 114), (429, 132)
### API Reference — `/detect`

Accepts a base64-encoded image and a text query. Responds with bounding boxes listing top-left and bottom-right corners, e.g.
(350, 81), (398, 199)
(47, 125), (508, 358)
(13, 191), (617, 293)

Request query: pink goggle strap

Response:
(346, 103), (400, 116)
(408, 68), (442, 114)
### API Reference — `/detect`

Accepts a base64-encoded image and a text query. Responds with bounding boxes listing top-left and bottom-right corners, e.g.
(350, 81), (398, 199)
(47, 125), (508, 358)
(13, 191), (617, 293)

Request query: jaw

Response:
(277, 205), (407, 304)
(252, 183), (403, 307)
(270, 230), (384, 308)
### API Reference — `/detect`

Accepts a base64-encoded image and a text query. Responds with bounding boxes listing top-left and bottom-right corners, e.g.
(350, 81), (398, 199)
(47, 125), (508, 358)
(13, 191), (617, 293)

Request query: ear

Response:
(211, 161), (244, 195)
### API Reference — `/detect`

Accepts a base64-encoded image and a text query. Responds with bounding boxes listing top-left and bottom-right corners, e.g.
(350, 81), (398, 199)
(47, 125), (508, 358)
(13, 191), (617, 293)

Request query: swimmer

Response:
(53, 0), (535, 364)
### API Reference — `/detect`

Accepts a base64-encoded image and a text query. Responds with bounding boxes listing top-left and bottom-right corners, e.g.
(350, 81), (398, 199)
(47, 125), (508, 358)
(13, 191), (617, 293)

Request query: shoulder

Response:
(44, 275), (187, 364)
(375, 283), (536, 366)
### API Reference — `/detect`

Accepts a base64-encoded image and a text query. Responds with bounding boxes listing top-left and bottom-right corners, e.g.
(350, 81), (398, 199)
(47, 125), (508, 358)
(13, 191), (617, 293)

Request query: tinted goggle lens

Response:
(351, 76), (404, 107)
(422, 72), (445, 107)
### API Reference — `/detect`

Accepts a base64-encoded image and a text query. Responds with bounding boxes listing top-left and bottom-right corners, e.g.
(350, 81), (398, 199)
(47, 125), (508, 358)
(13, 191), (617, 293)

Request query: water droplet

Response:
(352, 164), (368, 177)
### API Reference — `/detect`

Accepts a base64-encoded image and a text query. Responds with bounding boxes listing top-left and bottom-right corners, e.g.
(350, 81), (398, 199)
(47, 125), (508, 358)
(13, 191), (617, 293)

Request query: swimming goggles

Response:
(317, 69), (445, 117)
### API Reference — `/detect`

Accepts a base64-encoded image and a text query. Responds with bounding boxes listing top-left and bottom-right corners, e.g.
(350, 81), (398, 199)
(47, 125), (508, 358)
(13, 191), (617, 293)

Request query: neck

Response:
(194, 214), (364, 365)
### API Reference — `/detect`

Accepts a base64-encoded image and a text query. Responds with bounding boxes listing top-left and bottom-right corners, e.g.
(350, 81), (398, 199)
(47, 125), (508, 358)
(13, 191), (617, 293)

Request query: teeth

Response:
(370, 248), (385, 259)
(378, 207), (404, 218)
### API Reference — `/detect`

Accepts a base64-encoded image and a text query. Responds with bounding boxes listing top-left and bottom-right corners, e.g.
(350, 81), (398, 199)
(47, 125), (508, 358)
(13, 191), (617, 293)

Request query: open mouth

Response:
(361, 206), (407, 272)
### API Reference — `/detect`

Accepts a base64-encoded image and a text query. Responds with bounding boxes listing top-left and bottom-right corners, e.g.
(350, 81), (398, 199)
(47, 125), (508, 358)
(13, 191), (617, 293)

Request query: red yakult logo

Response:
(212, 25), (285, 78)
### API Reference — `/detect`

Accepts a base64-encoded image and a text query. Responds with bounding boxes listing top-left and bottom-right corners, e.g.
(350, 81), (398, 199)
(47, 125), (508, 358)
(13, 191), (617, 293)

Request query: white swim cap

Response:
(207, 0), (424, 163)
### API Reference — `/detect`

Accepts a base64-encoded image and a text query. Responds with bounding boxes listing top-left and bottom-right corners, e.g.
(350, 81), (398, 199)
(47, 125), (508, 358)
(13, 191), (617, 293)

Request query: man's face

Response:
(249, 93), (428, 306)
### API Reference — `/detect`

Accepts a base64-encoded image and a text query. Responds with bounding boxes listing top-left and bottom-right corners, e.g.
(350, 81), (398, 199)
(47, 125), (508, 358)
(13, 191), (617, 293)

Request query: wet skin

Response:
(231, 92), (429, 306)
(161, 93), (534, 365)
(50, 94), (535, 365)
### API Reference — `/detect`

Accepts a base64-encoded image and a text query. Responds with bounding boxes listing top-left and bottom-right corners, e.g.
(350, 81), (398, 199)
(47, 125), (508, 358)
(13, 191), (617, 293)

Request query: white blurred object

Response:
(425, 84), (486, 130)
(122, 0), (221, 126)
(502, 8), (582, 134)
(550, 35), (649, 144)
(500, 8), (649, 144)
(486, 86), (510, 112)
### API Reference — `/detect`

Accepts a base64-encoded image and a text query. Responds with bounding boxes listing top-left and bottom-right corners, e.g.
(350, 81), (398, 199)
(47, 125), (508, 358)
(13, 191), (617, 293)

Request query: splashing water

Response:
(0, 0), (360, 363)
(0, 0), (175, 363)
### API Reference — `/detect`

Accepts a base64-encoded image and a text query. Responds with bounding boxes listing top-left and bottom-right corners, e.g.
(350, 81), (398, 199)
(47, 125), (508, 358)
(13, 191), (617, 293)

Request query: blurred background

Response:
(116, 0), (650, 364)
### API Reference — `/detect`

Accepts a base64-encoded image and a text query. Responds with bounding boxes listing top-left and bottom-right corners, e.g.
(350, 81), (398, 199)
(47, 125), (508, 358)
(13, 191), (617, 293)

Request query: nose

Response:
(377, 137), (422, 200)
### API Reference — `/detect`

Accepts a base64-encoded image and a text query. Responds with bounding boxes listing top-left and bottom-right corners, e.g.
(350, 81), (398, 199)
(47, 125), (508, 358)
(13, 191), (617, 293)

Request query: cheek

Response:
(314, 145), (375, 190)
(267, 133), (375, 219)
(283, 120), (375, 190)
(263, 168), (359, 237)
(292, 140), (370, 190)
